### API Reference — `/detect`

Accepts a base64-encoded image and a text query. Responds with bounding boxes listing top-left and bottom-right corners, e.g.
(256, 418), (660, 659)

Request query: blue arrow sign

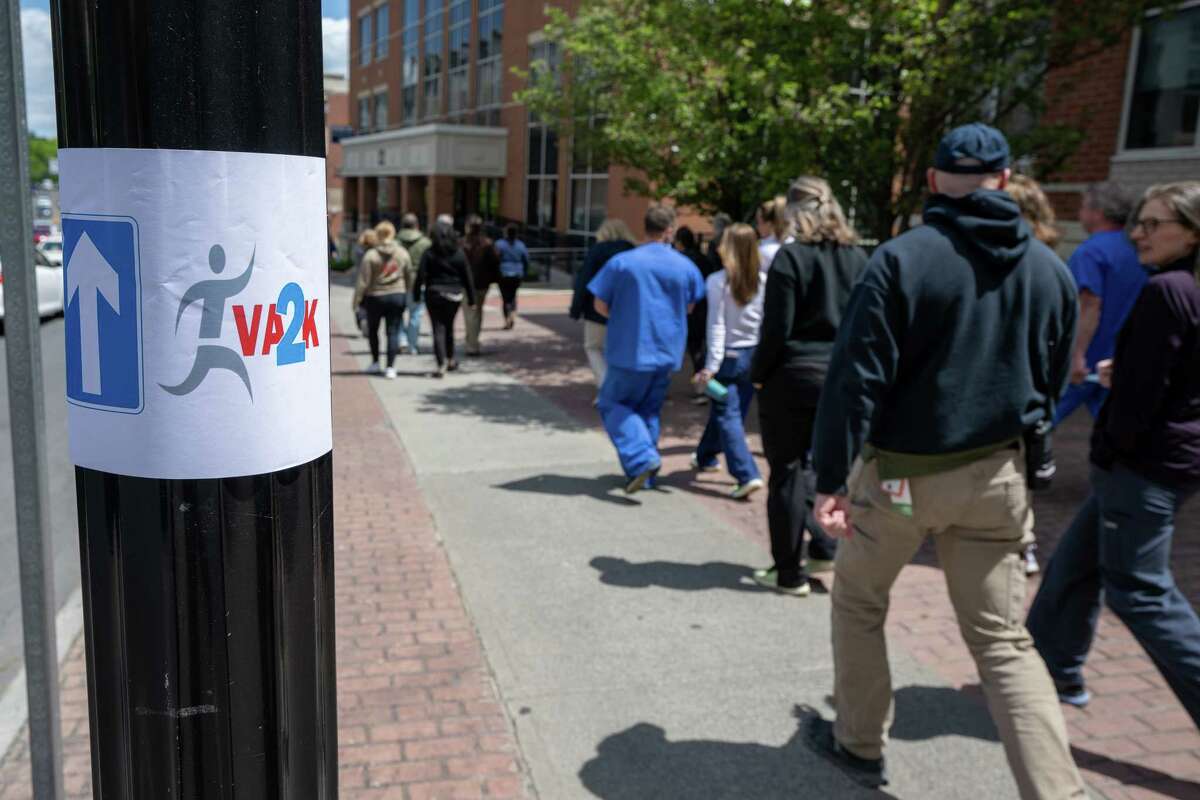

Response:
(63, 215), (143, 413)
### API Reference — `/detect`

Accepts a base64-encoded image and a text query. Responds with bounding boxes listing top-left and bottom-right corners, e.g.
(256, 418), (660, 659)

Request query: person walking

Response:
(749, 177), (867, 597)
(676, 225), (720, 401)
(756, 195), (792, 269)
(570, 218), (636, 387)
(1027, 182), (1200, 726)
(352, 221), (411, 379)
(810, 124), (1085, 797)
(588, 204), (706, 493)
(1055, 181), (1147, 425)
(414, 220), (476, 378)
(463, 215), (500, 357)
(397, 213), (432, 355)
(690, 223), (767, 500)
(495, 224), (529, 329)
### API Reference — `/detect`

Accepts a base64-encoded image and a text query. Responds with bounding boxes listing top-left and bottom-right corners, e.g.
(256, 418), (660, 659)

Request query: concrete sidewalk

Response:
(328, 282), (1024, 799)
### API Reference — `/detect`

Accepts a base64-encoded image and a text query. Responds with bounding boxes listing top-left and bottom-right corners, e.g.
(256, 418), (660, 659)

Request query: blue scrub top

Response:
(1068, 230), (1148, 369)
(587, 242), (706, 371)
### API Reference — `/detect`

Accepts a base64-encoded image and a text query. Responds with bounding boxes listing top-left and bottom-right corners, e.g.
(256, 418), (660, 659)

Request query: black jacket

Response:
(1092, 259), (1200, 488)
(750, 241), (868, 386)
(570, 240), (634, 324)
(415, 247), (477, 306)
(813, 190), (1077, 493)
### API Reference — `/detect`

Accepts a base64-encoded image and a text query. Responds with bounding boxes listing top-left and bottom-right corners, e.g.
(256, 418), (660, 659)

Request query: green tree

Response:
(28, 134), (58, 185)
(519, 0), (1157, 240)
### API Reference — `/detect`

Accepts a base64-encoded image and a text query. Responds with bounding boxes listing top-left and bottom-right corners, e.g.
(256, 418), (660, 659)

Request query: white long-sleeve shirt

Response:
(757, 234), (794, 270)
(705, 267), (768, 374)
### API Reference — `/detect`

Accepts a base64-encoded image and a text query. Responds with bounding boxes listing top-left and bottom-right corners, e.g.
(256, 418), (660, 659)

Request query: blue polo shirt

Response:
(1068, 230), (1148, 368)
(587, 242), (706, 371)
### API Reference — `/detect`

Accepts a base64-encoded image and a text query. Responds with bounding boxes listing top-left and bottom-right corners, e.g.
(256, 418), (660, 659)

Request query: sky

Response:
(18, 0), (350, 139)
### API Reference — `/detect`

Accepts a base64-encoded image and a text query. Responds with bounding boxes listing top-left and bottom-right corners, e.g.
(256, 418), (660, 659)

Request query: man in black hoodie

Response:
(808, 124), (1085, 798)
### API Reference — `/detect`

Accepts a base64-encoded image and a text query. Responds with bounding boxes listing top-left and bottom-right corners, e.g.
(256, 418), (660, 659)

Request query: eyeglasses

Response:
(1131, 216), (1184, 235)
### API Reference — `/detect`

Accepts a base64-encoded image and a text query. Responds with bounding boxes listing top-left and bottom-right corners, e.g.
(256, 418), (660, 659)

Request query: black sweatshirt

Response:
(750, 241), (868, 386)
(1091, 258), (1200, 488)
(570, 240), (634, 324)
(813, 190), (1077, 494)
(415, 247), (477, 306)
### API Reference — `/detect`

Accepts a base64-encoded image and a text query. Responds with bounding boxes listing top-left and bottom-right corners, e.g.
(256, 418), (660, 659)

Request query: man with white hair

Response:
(809, 124), (1085, 797)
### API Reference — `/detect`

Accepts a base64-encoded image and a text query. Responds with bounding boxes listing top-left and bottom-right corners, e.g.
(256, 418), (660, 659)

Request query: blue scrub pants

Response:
(694, 347), (761, 484)
(598, 365), (672, 478)
(1027, 465), (1200, 726)
(1053, 381), (1107, 427)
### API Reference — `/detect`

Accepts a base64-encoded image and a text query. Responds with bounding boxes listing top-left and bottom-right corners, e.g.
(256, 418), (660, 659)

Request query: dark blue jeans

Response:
(695, 347), (761, 485)
(1027, 464), (1200, 726)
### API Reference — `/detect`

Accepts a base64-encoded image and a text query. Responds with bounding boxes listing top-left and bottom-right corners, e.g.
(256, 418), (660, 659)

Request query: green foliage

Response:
(28, 134), (57, 185)
(519, 0), (1157, 240)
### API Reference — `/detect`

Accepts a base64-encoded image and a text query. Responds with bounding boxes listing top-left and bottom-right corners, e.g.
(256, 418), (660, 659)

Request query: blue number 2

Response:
(276, 282), (306, 366)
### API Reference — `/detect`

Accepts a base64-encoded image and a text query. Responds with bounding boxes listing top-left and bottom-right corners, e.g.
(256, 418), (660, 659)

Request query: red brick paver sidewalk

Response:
(487, 292), (1200, 800)
(0, 321), (529, 800)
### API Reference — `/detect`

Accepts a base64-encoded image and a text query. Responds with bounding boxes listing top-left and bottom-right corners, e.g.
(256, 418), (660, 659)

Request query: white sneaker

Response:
(365, 362), (382, 375)
(730, 478), (765, 500)
(385, 367), (397, 380)
(1024, 545), (1040, 576)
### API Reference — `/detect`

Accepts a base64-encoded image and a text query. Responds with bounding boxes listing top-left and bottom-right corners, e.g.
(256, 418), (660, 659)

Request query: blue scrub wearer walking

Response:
(588, 205), (706, 493)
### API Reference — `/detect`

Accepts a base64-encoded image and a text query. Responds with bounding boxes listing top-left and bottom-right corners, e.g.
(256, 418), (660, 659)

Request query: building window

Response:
(479, 179), (500, 220)
(402, 0), (419, 123)
(526, 104), (559, 229)
(475, 0), (504, 125)
(375, 90), (389, 130)
(1125, 5), (1200, 150)
(423, 0), (445, 120)
(448, 0), (471, 116)
(358, 96), (372, 131)
(375, 4), (389, 60)
(569, 119), (608, 236)
(359, 13), (373, 66)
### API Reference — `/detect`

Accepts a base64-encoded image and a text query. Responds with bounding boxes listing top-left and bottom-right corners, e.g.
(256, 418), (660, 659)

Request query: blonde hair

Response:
(374, 220), (396, 243)
(718, 223), (762, 306)
(596, 218), (636, 244)
(1136, 182), (1200, 280)
(1007, 174), (1060, 248)
(757, 195), (791, 240)
(786, 176), (859, 246)
(358, 229), (378, 248)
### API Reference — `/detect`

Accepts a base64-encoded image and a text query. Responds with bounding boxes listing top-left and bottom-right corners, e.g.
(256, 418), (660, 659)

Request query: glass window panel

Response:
(588, 178), (608, 232)
(358, 97), (371, 130)
(540, 179), (558, 228)
(528, 126), (543, 174)
(376, 5), (389, 59)
(375, 91), (388, 129)
(359, 15), (372, 66)
(403, 86), (416, 122)
(544, 129), (559, 175)
(526, 179), (539, 225)
(405, 0), (419, 26)
(1126, 6), (1200, 149)
(570, 178), (588, 231)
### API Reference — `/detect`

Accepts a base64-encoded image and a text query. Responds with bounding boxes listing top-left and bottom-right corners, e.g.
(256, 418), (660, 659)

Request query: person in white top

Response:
(757, 195), (794, 269)
(690, 223), (768, 499)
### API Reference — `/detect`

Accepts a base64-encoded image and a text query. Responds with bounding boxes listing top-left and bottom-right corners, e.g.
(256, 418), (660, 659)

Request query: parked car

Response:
(32, 221), (54, 244)
(36, 234), (63, 266)
(0, 248), (65, 325)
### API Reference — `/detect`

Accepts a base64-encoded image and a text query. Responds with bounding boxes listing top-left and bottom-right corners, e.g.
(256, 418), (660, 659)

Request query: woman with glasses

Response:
(1027, 182), (1200, 727)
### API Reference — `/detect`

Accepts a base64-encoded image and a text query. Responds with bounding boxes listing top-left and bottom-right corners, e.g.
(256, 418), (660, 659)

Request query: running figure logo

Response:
(161, 244), (255, 400)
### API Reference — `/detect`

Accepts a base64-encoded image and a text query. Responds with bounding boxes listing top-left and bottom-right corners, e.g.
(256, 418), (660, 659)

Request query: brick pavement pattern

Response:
(492, 292), (1200, 800)
(0, 319), (530, 800)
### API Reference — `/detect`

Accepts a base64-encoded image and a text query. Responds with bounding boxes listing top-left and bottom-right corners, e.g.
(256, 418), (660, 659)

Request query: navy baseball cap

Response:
(933, 123), (1010, 174)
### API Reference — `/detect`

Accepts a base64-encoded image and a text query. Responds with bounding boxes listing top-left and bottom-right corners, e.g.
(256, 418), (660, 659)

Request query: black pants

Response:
(426, 290), (462, 368)
(363, 293), (407, 367)
(757, 364), (837, 584)
(686, 299), (708, 373)
(498, 276), (521, 315)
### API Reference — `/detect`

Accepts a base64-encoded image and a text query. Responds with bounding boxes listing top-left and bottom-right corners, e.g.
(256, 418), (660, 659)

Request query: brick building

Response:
(340, 0), (656, 245)
(324, 72), (351, 245)
(1043, 2), (1200, 249)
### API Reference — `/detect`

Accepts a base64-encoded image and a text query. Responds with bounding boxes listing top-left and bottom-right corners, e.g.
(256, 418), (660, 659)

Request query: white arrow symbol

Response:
(66, 232), (121, 395)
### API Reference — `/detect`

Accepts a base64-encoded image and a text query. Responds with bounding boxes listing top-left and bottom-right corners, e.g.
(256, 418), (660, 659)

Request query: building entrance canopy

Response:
(341, 124), (507, 178)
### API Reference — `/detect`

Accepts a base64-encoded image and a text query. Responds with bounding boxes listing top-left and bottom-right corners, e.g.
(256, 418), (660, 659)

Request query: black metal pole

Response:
(49, 2), (336, 797)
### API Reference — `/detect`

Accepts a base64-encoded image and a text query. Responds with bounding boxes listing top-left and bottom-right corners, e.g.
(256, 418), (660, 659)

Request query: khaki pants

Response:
(833, 452), (1085, 800)
(583, 320), (607, 386)
(464, 291), (487, 354)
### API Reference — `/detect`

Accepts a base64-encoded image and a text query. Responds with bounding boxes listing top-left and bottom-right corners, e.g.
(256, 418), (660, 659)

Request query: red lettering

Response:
(232, 304), (263, 357)
(261, 303), (284, 355)
(302, 299), (320, 349)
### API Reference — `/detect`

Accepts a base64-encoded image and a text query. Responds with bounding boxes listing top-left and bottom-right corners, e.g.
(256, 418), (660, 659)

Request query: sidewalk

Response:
(1, 281), (1196, 799)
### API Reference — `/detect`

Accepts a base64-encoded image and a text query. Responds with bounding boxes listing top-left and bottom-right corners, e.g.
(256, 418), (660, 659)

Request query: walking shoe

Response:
(807, 717), (889, 789)
(384, 367), (397, 380)
(431, 368), (445, 379)
(752, 566), (775, 580)
(1054, 680), (1091, 708)
(1023, 544), (1040, 576)
(689, 454), (720, 472)
(730, 478), (764, 500)
(806, 558), (835, 575)
(365, 361), (382, 375)
(752, 570), (811, 597)
(624, 464), (660, 494)
(447, 360), (460, 372)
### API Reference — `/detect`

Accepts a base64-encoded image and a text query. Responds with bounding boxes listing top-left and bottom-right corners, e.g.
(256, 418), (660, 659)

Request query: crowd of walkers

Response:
(563, 123), (1200, 797)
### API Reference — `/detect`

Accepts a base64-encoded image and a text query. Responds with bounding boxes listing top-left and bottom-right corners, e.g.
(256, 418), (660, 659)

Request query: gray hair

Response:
(1137, 182), (1200, 280)
(436, 213), (455, 227)
(401, 213), (419, 230)
(1083, 182), (1134, 227)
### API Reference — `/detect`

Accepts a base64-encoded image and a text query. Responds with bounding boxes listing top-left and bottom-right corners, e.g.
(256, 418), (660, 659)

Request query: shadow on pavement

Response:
(495, 473), (640, 506)
(889, 685), (1000, 742)
(1071, 746), (1200, 799)
(578, 706), (897, 799)
(589, 556), (768, 593)
(417, 382), (585, 432)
